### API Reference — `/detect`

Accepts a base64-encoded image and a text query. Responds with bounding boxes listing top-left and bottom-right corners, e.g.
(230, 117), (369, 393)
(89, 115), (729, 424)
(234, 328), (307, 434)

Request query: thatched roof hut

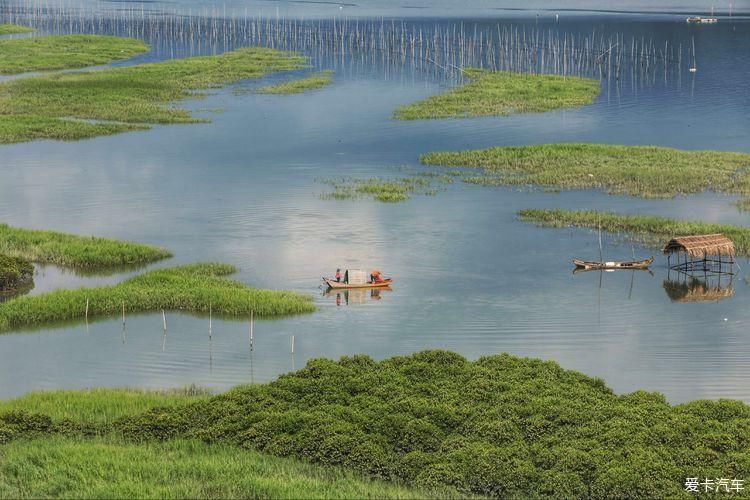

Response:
(662, 234), (735, 258)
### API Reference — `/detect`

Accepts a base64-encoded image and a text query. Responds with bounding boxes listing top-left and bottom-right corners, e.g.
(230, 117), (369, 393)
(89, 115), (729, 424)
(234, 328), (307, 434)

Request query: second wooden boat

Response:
(572, 257), (654, 271)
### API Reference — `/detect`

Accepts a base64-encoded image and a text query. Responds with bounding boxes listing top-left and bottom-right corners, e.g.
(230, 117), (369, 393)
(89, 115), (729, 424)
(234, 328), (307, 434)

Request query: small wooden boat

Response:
(687, 14), (718, 23)
(323, 278), (393, 289)
(572, 257), (654, 271)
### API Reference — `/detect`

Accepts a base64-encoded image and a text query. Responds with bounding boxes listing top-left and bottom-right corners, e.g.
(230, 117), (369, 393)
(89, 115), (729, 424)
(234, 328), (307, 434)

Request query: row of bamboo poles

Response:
(2, 1), (688, 83)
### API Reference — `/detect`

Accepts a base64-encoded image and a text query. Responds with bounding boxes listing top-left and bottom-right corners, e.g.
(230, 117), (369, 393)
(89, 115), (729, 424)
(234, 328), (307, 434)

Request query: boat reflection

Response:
(323, 287), (393, 306)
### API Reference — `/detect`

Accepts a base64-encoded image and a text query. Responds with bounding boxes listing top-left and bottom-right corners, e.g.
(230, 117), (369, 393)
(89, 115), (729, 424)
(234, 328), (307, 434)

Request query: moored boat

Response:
(572, 257), (654, 271)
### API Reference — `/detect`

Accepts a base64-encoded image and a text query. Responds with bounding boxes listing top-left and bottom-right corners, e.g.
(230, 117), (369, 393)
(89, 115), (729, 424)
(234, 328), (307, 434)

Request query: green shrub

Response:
(95, 351), (750, 497)
(4, 351), (748, 497)
(0, 254), (32, 292)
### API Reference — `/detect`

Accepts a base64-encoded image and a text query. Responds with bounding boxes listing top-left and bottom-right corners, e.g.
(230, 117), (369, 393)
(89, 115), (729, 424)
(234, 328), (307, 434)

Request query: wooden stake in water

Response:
(291, 335), (295, 354)
(249, 309), (254, 350)
(122, 300), (125, 326)
(162, 309), (167, 331)
(85, 298), (89, 322)
(209, 302), (212, 339)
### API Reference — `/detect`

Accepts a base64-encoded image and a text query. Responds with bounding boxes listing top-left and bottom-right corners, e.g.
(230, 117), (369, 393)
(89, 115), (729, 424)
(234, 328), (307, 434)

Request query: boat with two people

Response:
(323, 268), (392, 289)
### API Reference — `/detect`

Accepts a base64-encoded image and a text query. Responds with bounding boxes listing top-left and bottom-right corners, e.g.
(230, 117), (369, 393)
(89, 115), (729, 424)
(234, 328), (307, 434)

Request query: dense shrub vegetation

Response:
(0, 255), (33, 293)
(4, 351), (744, 497)
(0, 389), (445, 499)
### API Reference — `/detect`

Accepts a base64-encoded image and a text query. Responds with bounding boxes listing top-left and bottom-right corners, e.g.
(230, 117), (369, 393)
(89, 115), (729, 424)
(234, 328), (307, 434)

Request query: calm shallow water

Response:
(0, 8), (749, 402)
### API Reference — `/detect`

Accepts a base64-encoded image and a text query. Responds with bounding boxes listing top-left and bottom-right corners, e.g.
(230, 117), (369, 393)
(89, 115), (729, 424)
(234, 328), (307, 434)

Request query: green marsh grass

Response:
(394, 69), (600, 120)
(256, 70), (334, 94)
(0, 35), (148, 74)
(0, 437), (445, 499)
(0, 255), (32, 293)
(421, 143), (750, 198)
(0, 387), (209, 425)
(518, 208), (750, 256)
(0, 24), (36, 36)
(320, 175), (446, 202)
(0, 263), (314, 332)
(0, 47), (306, 144)
(0, 223), (171, 270)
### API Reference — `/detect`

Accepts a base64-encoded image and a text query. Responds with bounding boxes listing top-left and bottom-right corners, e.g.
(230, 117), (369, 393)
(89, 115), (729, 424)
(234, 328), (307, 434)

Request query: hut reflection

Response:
(663, 275), (734, 303)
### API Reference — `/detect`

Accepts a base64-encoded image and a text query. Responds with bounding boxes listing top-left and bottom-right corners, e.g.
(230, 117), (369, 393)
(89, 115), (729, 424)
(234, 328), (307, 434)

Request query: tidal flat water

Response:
(1, 2), (749, 402)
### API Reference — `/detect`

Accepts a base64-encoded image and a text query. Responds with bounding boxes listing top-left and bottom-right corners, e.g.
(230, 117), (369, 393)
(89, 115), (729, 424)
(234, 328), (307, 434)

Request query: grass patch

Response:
(0, 35), (148, 75)
(0, 47), (306, 144)
(320, 177), (436, 202)
(319, 173), (457, 203)
(0, 223), (170, 270)
(0, 437), (445, 499)
(4, 350), (735, 498)
(0, 24), (36, 36)
(0, 263), (314, 332)
(735, 198), (750, 212)
(0, 255), (32, 293)
(518, 208), (750, 256)
(421, 143), (750, 198)
(256, 70), (334, 94)
(0, 387), (210, 426)
(394, 69), (600, 120)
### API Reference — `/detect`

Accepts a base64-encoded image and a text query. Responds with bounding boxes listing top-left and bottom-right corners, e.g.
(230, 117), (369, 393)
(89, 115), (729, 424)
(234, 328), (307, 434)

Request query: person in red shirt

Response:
(370, 270), (385, 283)
(335, 268), (341, 282)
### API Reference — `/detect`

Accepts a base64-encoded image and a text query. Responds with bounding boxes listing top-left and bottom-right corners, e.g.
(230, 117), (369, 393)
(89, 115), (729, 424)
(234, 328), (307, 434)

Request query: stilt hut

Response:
(662, 234), (735, 275)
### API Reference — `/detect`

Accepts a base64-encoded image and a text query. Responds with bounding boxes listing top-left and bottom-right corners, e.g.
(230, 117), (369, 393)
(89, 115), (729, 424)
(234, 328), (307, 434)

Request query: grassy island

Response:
(0, 263), (314, 332)
(0, 24), (36, 36)
(0, 255), (33, 293)
(256, 70), (334, 94)
(1, 350), (748, 498)
(421, 143), (750, 198)
(0, 223), (170, 270)
(394, 70), (600, 120)
(0, 35), (149, 75)
(0, 47), (306, 144)
(518, 208), (750, 256)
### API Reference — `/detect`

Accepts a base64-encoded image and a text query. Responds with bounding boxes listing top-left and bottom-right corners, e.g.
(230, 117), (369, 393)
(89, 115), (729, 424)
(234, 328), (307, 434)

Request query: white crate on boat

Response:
(345, 269), (368, 284)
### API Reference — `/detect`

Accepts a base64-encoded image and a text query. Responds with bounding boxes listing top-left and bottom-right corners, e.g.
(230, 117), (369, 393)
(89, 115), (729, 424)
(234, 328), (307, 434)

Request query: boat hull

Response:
(572, 257), (654, 270)
(323, 278), (393, 289)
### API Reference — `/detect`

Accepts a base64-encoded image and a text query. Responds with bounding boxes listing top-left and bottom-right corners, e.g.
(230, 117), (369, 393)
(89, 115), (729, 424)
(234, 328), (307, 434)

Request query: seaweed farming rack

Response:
(2, 2), (687, 83)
